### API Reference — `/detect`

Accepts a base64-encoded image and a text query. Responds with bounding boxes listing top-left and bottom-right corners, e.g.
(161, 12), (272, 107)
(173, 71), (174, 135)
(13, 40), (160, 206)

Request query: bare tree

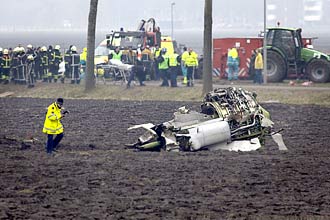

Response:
(202, 0), (213, 95)
(85, 0), (98, 92)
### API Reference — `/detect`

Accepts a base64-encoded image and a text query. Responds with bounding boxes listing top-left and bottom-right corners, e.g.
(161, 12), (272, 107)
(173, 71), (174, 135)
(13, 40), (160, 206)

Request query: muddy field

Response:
(1, 97), (330, 220)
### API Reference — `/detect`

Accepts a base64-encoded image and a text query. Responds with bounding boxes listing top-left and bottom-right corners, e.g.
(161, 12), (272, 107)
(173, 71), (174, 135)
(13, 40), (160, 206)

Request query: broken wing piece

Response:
(128, 123), (157, 135)
(272, 133), (288, 151)
(208, 138), (261, 152)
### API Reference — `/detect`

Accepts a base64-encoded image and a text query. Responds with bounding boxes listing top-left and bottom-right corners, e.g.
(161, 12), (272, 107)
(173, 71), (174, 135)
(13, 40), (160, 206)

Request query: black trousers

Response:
(46, 133), (64, 154)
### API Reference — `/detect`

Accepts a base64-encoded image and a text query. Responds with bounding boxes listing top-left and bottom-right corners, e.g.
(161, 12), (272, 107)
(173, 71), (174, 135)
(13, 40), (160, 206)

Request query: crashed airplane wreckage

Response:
(127, 87), (286, 152)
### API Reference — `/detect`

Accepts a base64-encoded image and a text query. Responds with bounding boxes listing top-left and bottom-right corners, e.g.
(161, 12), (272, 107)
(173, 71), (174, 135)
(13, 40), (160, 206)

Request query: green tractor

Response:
(251, 27), (330, 83)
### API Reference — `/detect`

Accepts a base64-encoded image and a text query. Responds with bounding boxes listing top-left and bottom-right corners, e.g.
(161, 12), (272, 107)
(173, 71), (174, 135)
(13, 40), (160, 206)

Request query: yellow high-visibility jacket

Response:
(185, 51), (198, 67)
(254, 52), (263, 69)
(181, 51), (189, 64)
(228, 48), (238, 59)
(158, 54), (169, 70)
(43, 102), (63, 134)
(80, 47), (87, 62)
(169, 53), (179, 67)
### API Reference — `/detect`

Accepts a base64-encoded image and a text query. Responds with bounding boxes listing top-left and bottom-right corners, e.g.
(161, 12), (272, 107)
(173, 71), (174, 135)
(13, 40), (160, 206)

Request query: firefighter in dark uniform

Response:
(40, 46), (49, 82)
(47, 45), (54, 82)
(63, 45), (72, 83)
(34, 47), (42, 80)
(17, 47), (27, 84)
(11, 48), (20, 84)
(26, 55), (35, 88)
(69, 46), (80, 84)
(50, 45), (62, 83)
(1, 49), (12, 84)
(26, 44), (35, 56)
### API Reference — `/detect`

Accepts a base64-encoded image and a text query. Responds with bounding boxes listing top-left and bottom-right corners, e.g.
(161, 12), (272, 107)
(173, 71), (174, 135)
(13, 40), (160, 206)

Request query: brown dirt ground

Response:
(1, 97), (330, 220)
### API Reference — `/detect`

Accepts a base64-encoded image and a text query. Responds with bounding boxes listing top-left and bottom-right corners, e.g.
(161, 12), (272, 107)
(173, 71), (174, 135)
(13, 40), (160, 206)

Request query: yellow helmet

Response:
(41, 46), (47, 52)
(3, 49), (9, 54)
(27, 44), (33, 49)
(27, 55), (34, 60)
(71, 46), (77, 52)
(55, 45), (61, 50)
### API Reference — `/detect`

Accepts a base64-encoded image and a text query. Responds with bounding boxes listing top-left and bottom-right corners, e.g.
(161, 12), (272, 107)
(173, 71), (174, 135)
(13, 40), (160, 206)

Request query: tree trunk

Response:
(202, 0), (213, 95)
(85, 0), (98, 92)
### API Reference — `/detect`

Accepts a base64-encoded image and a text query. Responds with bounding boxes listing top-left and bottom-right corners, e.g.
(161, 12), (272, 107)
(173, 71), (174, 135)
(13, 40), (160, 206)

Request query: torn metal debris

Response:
(127, 87), (286, 152)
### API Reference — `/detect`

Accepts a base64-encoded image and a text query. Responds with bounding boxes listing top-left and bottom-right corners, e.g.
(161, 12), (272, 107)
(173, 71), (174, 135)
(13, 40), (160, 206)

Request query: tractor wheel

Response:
(267, 50), (286, 82)
(306, 59), (330, 83)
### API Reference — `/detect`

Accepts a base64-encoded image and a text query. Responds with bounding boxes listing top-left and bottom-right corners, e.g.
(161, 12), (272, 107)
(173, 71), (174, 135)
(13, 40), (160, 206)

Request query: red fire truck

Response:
(212, 36), (313, 80)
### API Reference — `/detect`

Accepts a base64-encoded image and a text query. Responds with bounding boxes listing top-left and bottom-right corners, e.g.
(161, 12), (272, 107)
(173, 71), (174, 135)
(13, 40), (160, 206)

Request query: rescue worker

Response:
(26, 44), (35, 56)
(153, 44), (161, 80)
(129, 48), (137, 65)
(169, 50), (180, 87)
(17, 44), (25, 53)
(26, 55), (35, 88)
(157, 48), (170, 87)
(80, 47), (87, 76)
(136, 57), (146, 86)
(127, 56), (146, 88)
(11, 48), (20, 84)
(0, 49), (11, 84)
(43, 98), (69, 155)
(253, 49), (264, 84)
(40, 46), (49, 82)
(47, 45), (54, 82)
(50, 45), (62, 83)
(180, 46), (188, 84)
(185, 48), (199, 87)
(17, 47), (27, 84)
(109, 46), (122, 61)
(141, 45), (153, 80)
(121, 49), (129, 64)
(34, 47), (43, 80)
(63, 45), (73, 83)
(136, 44), (142, 61)
(69, 46), (80, 84)
(227, 46), (239, 81)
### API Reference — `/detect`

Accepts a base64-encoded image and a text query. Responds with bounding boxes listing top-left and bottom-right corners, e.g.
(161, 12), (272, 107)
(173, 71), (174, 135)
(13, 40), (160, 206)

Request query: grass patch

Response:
(1, 81), (330, 106)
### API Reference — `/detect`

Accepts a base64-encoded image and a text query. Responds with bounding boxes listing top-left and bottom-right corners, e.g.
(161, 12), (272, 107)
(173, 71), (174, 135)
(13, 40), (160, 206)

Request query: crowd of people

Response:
(226, 45), (264, 84)
(0, 44), (84, 88)
(107, 44), (199, 88)
(0, 43), (200, 88)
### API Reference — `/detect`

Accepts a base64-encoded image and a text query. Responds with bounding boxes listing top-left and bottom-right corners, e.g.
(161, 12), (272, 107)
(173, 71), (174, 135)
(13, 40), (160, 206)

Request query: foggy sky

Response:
(1, 0), (330, 33)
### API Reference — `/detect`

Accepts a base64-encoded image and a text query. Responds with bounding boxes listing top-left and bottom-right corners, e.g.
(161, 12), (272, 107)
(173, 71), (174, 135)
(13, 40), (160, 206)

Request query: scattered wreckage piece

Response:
(127, 87), (287, 152)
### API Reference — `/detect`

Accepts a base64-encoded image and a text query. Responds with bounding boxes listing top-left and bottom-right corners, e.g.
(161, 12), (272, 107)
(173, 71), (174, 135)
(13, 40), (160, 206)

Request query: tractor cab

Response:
(267, 27), (302, 62)
(259, 27), (330, 83)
